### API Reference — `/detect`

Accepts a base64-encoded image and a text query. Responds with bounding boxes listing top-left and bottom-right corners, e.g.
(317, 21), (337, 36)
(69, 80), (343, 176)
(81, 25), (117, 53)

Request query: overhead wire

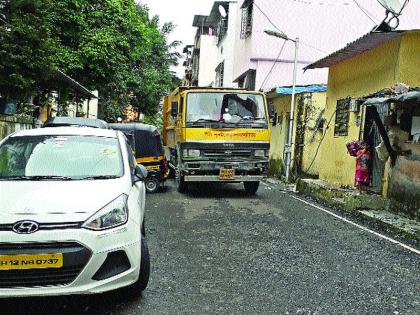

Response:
(303, 109), (337, 174)
(259, 40), (287, 91)
(352, 0), (379, 24)
(253, 1), (328, 55)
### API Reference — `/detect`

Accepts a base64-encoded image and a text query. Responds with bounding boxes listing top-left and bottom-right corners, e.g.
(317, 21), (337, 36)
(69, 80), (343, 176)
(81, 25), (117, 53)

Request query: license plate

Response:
(219, 169), (235, 180)
(0, 253), (63, 270)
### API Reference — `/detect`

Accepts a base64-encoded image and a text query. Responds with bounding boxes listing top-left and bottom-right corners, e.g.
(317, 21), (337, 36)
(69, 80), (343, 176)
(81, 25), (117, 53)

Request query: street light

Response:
(264, 29), (299, 183)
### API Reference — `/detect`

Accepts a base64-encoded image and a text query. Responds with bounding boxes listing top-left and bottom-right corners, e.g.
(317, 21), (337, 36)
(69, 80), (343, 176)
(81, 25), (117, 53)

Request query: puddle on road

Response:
(181, 198), (217, 221)
(227, 198), (287, 221)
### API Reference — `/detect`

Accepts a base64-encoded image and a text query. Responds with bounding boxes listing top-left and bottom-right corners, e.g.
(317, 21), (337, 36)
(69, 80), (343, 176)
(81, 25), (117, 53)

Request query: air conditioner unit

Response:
(349, 98), (359, 112)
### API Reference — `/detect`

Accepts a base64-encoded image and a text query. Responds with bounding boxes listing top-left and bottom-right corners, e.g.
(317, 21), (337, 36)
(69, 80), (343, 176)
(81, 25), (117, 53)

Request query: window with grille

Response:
(215, 62), (224, 87)
(240, 1), (253, 39)
(334, 98), (351, 136)
(217, 18), (228, 44)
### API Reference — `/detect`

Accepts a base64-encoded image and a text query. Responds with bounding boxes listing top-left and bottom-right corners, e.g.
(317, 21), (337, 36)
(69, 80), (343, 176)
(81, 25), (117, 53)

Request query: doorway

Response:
(363, 104), (389, 193)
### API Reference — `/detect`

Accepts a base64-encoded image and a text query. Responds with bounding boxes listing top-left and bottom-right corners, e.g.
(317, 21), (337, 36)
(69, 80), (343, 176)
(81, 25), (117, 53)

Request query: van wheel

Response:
(244, 181), (259, 194)
(145, 177), (160, 193)
(126, 235), (150, 294)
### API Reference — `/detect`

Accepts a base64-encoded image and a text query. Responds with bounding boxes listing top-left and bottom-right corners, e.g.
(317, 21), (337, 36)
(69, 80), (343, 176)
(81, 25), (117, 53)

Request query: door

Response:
(364, 104), (389, 193)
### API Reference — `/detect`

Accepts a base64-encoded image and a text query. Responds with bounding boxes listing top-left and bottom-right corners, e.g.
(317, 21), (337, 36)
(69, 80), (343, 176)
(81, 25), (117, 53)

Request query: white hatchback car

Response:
(0, 126), (150, 297)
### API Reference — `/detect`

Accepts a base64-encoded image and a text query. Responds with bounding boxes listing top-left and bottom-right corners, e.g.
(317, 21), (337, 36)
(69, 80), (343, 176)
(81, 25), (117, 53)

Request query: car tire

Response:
(145, 177), (160, 193)
(126, 235), (150, 294)
(141, 218), (146, 237)
(244, 181), (259, 194)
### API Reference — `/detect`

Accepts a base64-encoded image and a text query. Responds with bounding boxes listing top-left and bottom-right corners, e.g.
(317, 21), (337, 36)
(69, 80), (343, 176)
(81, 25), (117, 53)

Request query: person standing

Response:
(355, 143), (371, 194)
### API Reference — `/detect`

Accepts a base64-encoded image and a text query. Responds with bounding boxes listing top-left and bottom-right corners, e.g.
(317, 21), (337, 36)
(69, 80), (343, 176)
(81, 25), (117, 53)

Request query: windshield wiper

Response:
(190, 118), (221, 125)
(79, 175), (120, 180)
(236, 117), (267, 124)
(0, 175), (74, 181)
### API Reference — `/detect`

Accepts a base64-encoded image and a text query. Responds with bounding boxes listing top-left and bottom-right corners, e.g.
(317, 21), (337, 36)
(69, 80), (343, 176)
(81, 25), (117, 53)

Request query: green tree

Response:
(0, 0), (179, 122)
(48, 1), (177, 121)
(0, 0), (57, 100)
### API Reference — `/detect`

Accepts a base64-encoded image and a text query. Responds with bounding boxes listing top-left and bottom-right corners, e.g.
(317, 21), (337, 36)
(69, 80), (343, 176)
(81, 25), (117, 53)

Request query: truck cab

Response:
(163, 87), (272, 194)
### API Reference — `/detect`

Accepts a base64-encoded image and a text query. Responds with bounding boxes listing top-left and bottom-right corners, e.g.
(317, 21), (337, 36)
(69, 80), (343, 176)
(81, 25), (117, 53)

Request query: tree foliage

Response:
(0, 0), (179, 122)
(0, 0), (57, 99)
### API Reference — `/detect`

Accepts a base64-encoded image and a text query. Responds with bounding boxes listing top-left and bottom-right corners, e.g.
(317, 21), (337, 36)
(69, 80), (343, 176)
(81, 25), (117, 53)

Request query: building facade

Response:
(189, 1), (238, 88)
(267, 86), (327, 178)
(232, 0), (420, 91)
(306, 30), (420, 218)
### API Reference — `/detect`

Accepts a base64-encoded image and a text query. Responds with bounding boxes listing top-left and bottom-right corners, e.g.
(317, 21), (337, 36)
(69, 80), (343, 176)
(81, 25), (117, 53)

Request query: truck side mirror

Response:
(171, 101), (178, 117)
(268, 103), (275, 118)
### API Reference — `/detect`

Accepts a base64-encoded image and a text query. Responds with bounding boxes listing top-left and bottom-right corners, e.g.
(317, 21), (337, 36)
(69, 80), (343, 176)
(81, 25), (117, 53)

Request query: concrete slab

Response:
(359, 210), (420, 240)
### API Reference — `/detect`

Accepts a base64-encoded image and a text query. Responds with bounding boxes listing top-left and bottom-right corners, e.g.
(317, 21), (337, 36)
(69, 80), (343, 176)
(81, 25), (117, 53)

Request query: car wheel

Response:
(126, 235), (150, 294)
(141, 218), (146, 237)
(145, 177), (160, 193)
(244, 181), (260, 194)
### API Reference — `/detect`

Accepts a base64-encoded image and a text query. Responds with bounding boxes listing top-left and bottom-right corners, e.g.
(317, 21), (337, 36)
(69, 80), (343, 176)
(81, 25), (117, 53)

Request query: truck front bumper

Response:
(181, 159), (268, 182)
(184, 175), (263, 182)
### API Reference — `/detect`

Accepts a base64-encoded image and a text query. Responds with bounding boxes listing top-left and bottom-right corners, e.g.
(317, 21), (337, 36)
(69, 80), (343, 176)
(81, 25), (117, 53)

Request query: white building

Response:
(191, 15), (218, 87)
(190, 1), (238, 88)
(233, 0), (420, 91)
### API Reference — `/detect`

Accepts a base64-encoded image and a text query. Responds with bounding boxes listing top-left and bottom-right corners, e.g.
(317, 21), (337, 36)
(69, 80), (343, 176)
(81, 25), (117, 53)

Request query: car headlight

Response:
(83, 194), (128, 231)
(183, 149), (201, 157)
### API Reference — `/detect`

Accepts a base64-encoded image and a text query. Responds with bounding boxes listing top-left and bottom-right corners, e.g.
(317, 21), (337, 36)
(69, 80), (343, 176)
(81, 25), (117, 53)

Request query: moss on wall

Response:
(269, 157), (284, 177)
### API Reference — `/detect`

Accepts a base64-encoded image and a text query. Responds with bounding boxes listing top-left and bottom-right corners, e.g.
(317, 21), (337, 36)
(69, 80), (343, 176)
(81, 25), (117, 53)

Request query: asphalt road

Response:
(1, 180), (419, 314)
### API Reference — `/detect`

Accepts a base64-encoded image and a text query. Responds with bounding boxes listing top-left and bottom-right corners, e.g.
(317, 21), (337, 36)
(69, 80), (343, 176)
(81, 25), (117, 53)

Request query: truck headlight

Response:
(255, 150), (266, 157)
(83, 195), (128, 231)
(183, 149), (201, 157)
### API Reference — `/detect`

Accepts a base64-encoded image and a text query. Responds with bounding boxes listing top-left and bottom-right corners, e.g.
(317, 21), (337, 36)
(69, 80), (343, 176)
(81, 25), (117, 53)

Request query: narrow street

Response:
(1, 180), (418, 314)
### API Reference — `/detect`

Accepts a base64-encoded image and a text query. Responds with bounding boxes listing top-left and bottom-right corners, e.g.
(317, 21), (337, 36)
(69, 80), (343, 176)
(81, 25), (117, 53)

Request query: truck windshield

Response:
(0, 135), (123, 180)
(186, 93), (267, 125)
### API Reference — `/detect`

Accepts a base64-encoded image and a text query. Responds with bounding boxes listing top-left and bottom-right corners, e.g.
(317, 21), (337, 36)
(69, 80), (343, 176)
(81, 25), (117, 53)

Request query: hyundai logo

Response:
(12, 221), (39, 234)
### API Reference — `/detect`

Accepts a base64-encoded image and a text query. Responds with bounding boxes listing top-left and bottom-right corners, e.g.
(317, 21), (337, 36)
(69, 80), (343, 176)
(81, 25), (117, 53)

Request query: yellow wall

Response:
(269, 94), (293, 167)
(300, 92), (327, 176)
(268, 91), (326, 176)
(398, 31), (420, 85)
(318, 31), (420, 187)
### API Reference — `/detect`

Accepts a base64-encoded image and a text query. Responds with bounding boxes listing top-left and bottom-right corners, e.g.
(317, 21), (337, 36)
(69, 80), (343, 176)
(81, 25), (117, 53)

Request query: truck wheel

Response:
(244, 181), (259, 194)
(175, 167), (188, 193)
(145, 177), (160, 193)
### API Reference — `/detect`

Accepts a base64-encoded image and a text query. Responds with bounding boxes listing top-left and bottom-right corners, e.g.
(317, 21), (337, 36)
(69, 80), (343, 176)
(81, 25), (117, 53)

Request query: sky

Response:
(140, 0), (418, 79)
(140, 0), (215, 77)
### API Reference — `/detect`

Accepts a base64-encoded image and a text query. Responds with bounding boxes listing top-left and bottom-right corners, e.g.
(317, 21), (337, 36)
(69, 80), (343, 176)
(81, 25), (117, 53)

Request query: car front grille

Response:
(0, 242), (91, 288)
(0, 222), (82, 232)
(0, 266), (83, 288)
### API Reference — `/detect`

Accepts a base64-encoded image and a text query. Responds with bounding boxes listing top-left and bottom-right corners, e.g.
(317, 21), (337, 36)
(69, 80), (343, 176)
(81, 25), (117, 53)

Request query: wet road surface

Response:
(1, 180), (419, 314)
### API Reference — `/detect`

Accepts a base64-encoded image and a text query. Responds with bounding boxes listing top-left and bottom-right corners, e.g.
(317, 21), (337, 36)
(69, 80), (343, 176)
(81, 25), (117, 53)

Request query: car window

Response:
(125, 139), (136, 174)
(0, 135), (123, 179)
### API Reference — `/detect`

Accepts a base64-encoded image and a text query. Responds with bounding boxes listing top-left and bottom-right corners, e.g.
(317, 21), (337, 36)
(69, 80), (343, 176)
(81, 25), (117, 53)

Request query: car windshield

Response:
(186, 92), (267, 124)
(0, 135), (123, 180)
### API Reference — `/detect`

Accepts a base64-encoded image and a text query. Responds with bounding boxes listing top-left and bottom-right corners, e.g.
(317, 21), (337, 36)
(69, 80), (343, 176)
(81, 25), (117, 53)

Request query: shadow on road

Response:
(0, 289), (143, 315)
(183, 182), (260, 199)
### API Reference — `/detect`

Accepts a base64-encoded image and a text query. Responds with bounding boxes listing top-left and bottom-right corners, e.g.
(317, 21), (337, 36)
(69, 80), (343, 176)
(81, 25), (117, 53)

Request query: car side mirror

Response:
(171, 101), (178, 117)
(135, 164), (148, 181)
(268, 103), (275, 118)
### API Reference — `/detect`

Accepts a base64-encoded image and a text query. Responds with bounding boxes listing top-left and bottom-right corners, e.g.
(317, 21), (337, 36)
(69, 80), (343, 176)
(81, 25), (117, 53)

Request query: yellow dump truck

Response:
(163, 87), (272, 194)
